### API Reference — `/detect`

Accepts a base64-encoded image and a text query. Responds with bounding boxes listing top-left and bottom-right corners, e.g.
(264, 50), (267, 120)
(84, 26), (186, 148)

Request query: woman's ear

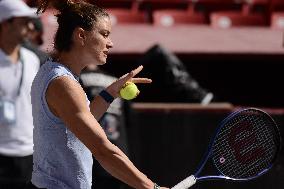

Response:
(74, 27), (86, 46)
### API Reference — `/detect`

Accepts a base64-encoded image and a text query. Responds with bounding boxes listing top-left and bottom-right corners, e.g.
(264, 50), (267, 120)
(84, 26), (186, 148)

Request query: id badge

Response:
(0, 99), (16, 125)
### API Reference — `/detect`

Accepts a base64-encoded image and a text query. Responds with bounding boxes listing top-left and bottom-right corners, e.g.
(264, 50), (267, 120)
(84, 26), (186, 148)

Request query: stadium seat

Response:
(210, 0), (268, 28)
(241, 0), (269, 14)
(107, 9), (149, 25)
(270, 12), (284, 30)
(153, 9), (207, 26)
(138, 0), (190, 22)
(193, 0), (240, 13)
(138, 0), (189, 11)
(210, 12), (267, 28)
(269, 0), (284, 12)
(88, 0), (136, 9)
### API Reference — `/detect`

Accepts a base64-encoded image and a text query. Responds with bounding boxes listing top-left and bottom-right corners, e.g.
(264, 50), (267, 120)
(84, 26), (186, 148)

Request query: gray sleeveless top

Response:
(31, 60), (92, 189)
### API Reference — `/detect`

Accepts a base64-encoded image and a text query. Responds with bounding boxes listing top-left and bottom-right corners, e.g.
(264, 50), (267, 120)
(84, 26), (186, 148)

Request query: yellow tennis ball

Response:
(120, 82), (140, 100)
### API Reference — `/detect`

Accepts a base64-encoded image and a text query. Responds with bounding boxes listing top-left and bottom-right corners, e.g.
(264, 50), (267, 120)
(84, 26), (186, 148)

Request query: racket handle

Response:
(171, 175), (196, 189)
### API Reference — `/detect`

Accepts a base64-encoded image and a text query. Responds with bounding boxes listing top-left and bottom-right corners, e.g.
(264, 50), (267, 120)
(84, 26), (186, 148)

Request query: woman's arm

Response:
(89, 66), (151, 120)
(45, 76), (166, 189)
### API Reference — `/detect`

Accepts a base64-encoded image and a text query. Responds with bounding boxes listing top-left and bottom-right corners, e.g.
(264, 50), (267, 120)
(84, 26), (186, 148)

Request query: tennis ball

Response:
(120, 82), (140, 100)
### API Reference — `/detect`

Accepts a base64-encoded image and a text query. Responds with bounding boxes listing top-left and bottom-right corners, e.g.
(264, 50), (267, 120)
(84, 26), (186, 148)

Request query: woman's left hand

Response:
(106, 65), (152, 98)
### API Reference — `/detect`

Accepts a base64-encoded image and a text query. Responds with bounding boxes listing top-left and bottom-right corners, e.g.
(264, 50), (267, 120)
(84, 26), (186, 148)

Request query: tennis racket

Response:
(171, 108), (281, 189)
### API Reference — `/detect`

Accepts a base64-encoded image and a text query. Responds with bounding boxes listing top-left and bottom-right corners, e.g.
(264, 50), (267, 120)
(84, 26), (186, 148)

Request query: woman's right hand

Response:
(105, 65), (152, 98)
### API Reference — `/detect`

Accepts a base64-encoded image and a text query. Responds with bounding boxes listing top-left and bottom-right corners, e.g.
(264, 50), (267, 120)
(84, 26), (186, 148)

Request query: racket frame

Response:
(193, 108), (281, 182)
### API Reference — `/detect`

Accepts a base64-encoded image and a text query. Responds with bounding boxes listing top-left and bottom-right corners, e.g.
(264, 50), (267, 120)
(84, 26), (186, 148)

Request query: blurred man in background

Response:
(0, 0), (40, 188)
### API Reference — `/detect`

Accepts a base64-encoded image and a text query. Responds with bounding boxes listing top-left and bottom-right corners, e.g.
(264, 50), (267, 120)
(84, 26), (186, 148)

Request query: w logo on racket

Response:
(229, 121), (265, 165)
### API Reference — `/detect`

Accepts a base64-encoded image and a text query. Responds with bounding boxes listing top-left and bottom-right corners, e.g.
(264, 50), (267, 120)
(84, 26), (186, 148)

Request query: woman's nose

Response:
(107, 39), (113, 49)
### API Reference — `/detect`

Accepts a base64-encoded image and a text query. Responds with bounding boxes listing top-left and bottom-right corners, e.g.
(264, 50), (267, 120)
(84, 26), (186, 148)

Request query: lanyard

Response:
(16, 51), (24, 97)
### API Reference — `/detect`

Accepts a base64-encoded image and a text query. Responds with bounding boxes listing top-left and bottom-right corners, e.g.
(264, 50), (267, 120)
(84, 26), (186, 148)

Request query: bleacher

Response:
(93, 0), (283, 28)
(25, 0), (284, 28)
(32, 0), (283, 54)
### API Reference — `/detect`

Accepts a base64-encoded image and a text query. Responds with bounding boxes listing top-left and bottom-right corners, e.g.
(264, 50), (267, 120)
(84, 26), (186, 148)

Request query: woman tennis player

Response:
(27, 0), (168, 189)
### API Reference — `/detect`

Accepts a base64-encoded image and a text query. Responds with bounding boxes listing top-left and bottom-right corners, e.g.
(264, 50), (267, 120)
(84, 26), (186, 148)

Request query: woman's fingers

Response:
(117, 65), (152, 87)
(119, 65), (144, 83)
(131, 78), (152, 83)
(132, 65), (143, 76)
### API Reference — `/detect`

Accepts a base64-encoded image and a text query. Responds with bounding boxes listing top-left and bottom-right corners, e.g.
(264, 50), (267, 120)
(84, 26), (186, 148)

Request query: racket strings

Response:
(224, 116), (275, 176)
(223, 118), (275, 177)
(211, 109), (279, 179)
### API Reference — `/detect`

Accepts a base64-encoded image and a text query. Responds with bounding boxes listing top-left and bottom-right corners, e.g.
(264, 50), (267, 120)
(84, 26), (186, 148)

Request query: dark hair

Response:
(37, 0), (109, 52)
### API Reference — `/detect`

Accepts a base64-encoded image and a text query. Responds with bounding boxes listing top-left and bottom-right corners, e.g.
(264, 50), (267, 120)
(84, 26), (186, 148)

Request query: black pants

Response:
(0, 154), (33, 189)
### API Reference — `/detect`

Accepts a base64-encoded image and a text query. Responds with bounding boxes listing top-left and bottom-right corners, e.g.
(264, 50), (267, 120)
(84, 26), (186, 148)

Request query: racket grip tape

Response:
(171, 175), (196, 189)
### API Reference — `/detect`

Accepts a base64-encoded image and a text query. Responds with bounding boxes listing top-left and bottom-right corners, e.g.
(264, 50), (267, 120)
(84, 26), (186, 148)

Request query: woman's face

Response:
(84, 16), (113, 65)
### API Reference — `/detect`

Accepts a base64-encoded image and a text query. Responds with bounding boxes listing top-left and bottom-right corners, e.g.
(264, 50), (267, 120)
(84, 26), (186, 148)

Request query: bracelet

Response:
(154, 183), (160, 189)
(99, 90), (114, 104)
